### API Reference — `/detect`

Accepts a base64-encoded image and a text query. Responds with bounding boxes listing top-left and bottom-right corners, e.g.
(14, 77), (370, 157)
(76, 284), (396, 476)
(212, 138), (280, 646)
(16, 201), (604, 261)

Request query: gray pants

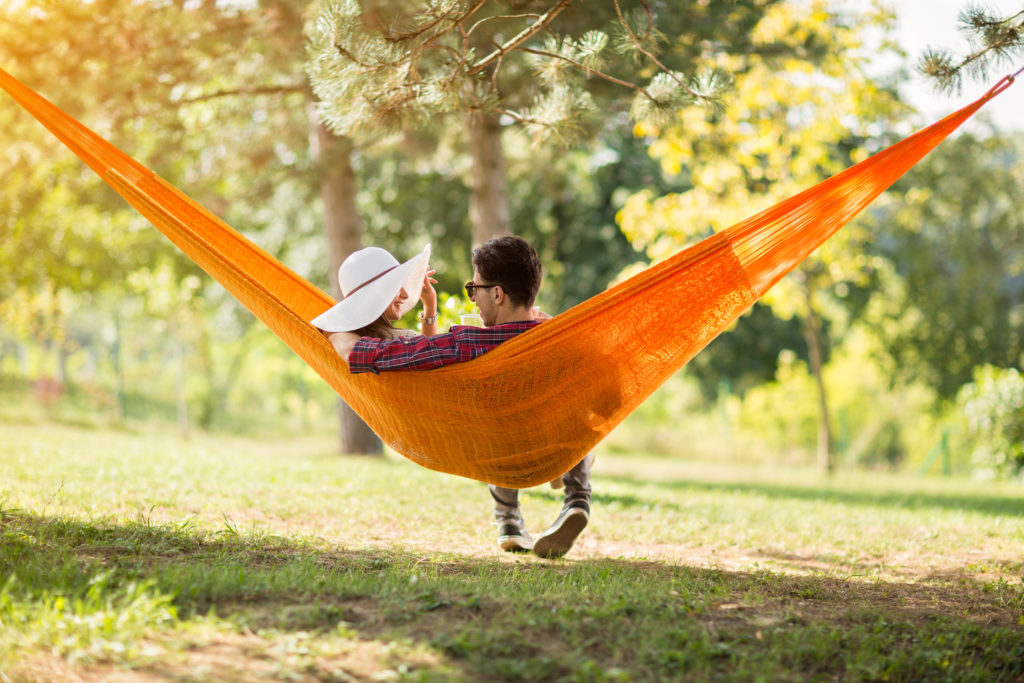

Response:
(489, 453), (594, 526)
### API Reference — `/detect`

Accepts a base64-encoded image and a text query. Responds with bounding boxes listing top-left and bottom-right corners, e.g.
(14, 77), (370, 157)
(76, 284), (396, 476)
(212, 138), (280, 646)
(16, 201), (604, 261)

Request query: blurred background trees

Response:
(1, 0), (1022, 479)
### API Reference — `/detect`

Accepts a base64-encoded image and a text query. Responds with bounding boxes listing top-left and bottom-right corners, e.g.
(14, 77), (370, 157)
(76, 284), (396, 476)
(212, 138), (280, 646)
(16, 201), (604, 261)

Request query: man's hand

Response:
(328, 331), (361, 364)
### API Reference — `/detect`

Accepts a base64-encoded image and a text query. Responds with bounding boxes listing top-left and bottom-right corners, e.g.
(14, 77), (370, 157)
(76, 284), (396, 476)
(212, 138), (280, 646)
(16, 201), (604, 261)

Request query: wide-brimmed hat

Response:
(311, 244), (430, 332)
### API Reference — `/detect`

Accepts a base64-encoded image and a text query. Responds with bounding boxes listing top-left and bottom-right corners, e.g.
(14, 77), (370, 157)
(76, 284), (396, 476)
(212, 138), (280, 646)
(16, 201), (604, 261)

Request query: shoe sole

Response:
(499, 536), (534, 552)
(533, 510), (588, 559)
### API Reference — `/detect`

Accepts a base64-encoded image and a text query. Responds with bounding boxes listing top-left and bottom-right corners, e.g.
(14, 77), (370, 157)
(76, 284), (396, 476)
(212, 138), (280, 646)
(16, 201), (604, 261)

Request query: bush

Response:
(957, 366), (1024, 479)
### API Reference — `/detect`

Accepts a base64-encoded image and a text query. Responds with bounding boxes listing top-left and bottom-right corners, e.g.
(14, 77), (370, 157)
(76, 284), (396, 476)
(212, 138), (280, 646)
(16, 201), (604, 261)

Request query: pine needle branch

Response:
(381, 0), (486, 43)
(466, 13), (544, 39)
(612, 0), (698, 98)
(177, 84), (307, 105)
(519, 46), (656, 102)
(467, 0), (574, 75)
(919, 7), (1024, 94)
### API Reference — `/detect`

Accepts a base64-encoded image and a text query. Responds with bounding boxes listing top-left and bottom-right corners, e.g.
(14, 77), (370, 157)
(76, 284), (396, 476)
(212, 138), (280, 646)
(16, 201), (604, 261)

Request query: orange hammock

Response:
(0, 67), (1014, 487)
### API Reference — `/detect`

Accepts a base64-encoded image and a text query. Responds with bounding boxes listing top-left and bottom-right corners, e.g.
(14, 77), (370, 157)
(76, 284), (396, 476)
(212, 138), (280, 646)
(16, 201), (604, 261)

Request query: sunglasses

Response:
(464, 281), (499, 297)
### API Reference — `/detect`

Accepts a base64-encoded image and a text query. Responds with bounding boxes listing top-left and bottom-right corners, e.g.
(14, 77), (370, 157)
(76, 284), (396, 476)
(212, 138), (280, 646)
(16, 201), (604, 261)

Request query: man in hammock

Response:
(320, 235), (593, 559)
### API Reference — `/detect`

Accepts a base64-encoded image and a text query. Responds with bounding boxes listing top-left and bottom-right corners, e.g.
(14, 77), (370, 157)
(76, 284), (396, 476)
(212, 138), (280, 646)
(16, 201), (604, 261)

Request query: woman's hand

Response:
(419, 268), (439, 336)
(420, 268), (438, 311)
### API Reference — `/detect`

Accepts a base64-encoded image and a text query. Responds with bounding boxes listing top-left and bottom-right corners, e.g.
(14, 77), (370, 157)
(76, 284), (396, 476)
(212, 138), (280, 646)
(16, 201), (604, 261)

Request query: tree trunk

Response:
(468, 110), (510, 246)
(310, 109), (382, 456)
(213, 318), (256, 421)
(196, 325), (216, 429)
(802, 277), (835, 473)
(17, 341), (29, 375)
(56, 342), (70, 389)
(176, 338), (190, 438)
(111, 310), (127, 421)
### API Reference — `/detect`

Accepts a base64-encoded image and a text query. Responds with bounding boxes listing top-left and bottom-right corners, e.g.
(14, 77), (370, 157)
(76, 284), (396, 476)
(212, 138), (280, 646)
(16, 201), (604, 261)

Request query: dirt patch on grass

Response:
(7, 631), (449, 683)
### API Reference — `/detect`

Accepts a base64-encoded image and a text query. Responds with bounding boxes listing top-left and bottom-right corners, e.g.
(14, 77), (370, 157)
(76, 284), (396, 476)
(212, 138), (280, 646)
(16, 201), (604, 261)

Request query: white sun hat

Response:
(311, 244), (431, 332)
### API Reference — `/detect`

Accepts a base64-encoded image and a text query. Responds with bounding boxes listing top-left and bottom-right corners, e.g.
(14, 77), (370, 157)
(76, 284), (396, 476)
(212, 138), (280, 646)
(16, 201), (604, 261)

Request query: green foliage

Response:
(616, 1), (907, 393)
(610, 323), (947, 471)
(0, 294), (339, 437)
(863, 133), (1024, 398)
(685, 302), (809, 401)
(0, 0), (342, 436)
(504, 123), (658, 310)
(735, 327), (942, 469)
(958, 365), (1024, 478)
(352, 143), (474, 297)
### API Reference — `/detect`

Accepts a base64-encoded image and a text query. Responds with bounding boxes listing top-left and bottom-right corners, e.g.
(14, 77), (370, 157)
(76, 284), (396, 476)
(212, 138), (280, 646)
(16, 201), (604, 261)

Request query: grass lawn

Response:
(1, 420), (1022, 681)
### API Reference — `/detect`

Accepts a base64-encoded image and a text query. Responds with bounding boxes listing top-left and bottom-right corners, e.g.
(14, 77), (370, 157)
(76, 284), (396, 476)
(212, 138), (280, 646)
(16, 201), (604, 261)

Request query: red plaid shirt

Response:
(348, 321), (540, 374)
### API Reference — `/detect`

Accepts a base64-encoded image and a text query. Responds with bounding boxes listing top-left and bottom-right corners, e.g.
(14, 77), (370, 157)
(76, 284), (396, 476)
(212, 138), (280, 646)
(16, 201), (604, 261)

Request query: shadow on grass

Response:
(595, 473), (1024, 518)
(3, 506), (1023, 682)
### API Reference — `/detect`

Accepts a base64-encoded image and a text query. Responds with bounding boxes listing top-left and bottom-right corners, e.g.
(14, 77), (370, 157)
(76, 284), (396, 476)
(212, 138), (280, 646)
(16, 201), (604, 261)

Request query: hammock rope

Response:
(0, 67), (1012, 487)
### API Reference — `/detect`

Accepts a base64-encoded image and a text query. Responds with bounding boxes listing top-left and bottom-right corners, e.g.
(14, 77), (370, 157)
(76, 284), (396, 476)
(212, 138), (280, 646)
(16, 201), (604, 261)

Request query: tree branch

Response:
(116, 83), (307, 126)
(519, 46), (657, 102)
(612, 0), (699, 98)
(495, 106), (555, 130)
(467, 0), (574, 75)
(333, 43), (384, 69)
(175, 84), (307, 105)
(383, 0), (487, 43)
(921, 9), (1024, 90)
(947, 11), (1024, 74)
(466, 12), (543, 38)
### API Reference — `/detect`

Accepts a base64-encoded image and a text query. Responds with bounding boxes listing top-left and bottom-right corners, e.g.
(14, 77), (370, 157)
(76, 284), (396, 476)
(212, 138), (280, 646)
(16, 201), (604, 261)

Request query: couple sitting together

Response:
(311, 235), (592, 559)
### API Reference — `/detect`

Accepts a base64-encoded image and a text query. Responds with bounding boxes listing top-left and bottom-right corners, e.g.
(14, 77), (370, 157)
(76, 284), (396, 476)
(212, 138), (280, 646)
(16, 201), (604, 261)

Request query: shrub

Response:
(958, 365), (1024, 478)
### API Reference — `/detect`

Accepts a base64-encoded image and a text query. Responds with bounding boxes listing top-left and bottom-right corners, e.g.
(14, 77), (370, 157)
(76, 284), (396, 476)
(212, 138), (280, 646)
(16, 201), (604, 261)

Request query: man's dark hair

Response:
(472, 235), (542, 308)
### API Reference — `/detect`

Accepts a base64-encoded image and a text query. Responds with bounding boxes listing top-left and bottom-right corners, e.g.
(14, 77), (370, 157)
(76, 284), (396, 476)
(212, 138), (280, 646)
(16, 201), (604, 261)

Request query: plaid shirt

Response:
(348, 321), (540, 374)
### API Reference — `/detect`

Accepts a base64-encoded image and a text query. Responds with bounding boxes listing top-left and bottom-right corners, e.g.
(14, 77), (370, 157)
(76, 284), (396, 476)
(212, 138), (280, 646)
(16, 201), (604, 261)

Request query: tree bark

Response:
(176, 338), (190, 438)
(310, 110), (382, 456)
(196, 325), (215, 429)
(802, 277), (835, 474)
(17, 341), (29, 375)
(111, 310), (127, 421)
(468, 110), (510, 245)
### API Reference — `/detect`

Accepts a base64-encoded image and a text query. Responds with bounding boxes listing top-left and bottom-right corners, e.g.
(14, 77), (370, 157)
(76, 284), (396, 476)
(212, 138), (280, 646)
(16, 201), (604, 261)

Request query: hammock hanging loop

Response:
(982, 68), (1020, 99)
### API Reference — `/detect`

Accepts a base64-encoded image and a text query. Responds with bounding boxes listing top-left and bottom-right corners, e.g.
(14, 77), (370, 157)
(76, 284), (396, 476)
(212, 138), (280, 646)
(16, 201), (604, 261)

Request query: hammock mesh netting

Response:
(0, 67), (1013, 487)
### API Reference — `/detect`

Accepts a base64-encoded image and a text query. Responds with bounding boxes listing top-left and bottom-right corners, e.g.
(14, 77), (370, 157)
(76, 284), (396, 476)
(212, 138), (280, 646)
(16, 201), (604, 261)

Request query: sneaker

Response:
(497, 522), (534, 553)
(533, 502), (589, 559)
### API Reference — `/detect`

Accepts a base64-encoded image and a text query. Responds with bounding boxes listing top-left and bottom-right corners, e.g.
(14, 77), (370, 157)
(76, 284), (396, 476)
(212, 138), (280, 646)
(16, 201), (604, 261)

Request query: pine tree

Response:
(307, 0), (727, 141)
(306, 0), (733, 244)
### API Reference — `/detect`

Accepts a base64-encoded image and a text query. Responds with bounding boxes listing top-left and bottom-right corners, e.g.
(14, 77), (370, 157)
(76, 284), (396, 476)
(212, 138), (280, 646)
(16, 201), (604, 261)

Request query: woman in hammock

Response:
(311, 244), (439, 340)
